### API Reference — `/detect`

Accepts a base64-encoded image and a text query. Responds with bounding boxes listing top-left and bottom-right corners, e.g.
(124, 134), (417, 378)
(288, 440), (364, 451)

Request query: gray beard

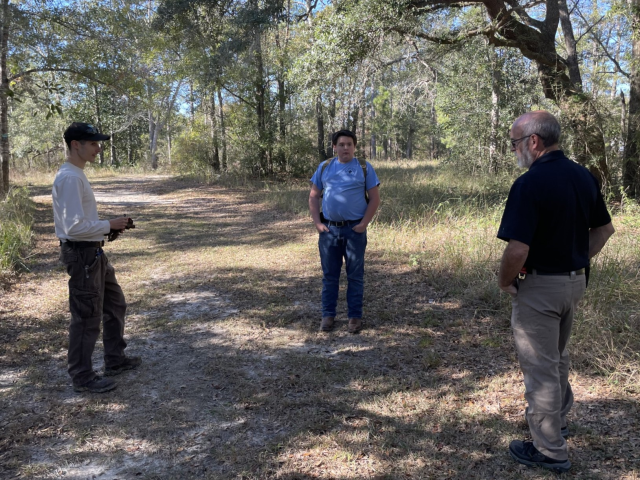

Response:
(517, 150), (534, 169)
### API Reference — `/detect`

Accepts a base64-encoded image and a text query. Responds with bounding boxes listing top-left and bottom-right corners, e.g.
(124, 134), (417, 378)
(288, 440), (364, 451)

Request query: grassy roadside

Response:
(0, 187), (35, 286)
(249, 159), (640, 391)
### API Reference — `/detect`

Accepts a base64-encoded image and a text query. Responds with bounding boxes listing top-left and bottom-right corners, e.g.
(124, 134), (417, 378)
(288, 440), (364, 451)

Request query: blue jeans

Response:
(318, 222), (367, 318)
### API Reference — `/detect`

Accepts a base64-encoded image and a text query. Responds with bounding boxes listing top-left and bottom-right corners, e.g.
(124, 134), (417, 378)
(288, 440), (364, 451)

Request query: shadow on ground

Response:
(0, 175), (637, 479)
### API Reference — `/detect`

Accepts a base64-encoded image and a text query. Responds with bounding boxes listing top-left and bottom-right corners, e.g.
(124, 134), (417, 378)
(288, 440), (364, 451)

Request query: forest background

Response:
(0, 0), (637, 188)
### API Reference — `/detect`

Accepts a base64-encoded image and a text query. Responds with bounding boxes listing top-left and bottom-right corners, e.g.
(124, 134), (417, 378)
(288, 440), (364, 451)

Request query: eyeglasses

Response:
(510, 133), (544, 148)
(510, 135), (532, 148)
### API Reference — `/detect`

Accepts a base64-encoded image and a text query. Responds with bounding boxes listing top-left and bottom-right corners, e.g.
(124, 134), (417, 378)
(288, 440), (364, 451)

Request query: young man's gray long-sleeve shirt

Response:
(52, 162), (110, 242)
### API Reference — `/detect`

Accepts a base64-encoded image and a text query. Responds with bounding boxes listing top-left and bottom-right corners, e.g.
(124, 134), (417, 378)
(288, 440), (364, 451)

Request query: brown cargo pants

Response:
(511, 271), (586, 461)
(60, 243), (127, 387)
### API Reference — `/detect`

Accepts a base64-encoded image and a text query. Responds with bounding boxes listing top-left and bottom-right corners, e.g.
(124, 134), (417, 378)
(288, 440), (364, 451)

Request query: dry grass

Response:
(0, 167), (639, 479)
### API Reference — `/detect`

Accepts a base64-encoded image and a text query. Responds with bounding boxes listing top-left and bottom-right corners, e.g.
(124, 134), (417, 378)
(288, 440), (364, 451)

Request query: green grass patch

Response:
(237, 159), (640, 388)
(0, 186), (35, 277)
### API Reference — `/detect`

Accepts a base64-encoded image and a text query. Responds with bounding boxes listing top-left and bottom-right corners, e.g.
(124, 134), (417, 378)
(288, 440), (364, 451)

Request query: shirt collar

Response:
(529, 150), (566, 170)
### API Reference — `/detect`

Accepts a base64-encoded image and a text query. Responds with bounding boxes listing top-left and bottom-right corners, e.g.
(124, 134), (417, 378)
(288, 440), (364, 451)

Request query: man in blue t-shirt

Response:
(309, 130), (380, 333)
(497, 111), (614, 473)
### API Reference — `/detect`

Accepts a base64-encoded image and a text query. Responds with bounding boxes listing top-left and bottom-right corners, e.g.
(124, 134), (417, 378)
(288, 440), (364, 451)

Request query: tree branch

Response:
(221, 84), (255, 108)
(574, 7), (628, 77)
(575, 13), (605, 43)
(503, 0), (545, 30)
(589, 31), (629, 77)
(8, 68), (111, 85)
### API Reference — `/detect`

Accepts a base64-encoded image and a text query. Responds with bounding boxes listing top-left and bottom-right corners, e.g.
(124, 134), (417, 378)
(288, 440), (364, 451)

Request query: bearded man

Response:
(497, 111), (614, 472)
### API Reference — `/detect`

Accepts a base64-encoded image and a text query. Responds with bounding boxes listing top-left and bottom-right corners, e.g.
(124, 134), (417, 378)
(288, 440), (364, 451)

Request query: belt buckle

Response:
(518, 267), (527, 280)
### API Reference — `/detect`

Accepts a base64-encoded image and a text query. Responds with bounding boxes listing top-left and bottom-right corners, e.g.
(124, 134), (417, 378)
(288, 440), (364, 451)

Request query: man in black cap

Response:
(52, 122), (141, 393)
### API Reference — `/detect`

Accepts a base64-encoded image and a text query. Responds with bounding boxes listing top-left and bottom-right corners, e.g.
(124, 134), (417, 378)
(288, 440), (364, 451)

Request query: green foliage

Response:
(0, 187), (35, 274)
(171, 122), (217, 176)
(435, 39), (548, 173)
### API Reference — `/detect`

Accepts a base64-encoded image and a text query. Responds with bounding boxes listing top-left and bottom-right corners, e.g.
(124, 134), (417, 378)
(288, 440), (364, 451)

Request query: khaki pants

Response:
(60, 244), (127, 386)
(511, 271), (586, 460)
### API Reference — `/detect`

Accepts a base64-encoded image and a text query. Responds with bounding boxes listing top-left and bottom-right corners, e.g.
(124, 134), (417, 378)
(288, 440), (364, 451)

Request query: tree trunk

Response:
(252, 27), (268, 173)
(620, 91), (627, 158)
(489, 47), (500, 172)
(360, 89), (366, 160)
(0, 0), (9, 196)
(210, 93), (220, 171)
(405, 122), (414, 159)
(370, 80), (376, 159)
(558, 0), (582, 90)
(127, 125), (133, 165)
(277, 76), (286, 170)
(217, 88), (227, 170)
(624, 0), (640, 197)
(350, 104), (359, 139)
(149, 111), (159, 169)
(166, 125), (172, 167)
(316, 96), (327, 161)
(328, 85), (336, 157)
(110, 131), (118, 166)
(93, 84), (104, 165)
(189, 80), (195, 124)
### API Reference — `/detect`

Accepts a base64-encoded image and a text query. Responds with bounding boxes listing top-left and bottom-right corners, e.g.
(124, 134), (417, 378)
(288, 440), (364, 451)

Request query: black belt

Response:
(60, 240), (104, 248)
(527, 268), (585, 276)
(325, 218), (362, 227)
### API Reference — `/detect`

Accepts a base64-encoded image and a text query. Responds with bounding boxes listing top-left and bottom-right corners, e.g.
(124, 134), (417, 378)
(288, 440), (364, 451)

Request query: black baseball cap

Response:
(63, 122), (110, 143)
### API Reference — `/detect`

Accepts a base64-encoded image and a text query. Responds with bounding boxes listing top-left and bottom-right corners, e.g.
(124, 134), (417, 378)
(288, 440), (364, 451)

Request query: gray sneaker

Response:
(104, 356), (142, 376)
(73, 376), (117, 393)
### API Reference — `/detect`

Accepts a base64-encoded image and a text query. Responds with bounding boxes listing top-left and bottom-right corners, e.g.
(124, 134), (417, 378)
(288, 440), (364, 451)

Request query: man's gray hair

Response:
(521, 113), (561, 147)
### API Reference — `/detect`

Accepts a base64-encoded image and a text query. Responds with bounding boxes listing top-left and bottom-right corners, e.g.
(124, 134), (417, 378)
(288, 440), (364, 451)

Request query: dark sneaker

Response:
(73, 376), (117, 393)
(104, 356), (142, 376)
(348, 318), (362, 334)
(320, 317), (335, 332)
(561, 426), (570, 438)
(509, 440), (571, 473)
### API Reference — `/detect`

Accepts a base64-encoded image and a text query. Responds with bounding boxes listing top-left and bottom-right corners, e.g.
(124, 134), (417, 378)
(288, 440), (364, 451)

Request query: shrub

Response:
(0, 187), (35, 275)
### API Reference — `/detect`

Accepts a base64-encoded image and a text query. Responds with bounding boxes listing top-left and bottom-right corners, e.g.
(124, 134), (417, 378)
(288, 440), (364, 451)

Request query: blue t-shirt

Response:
(310, 157), (380, 221)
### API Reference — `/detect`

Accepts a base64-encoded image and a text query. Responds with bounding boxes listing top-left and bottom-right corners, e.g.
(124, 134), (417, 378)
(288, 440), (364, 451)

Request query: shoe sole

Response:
(509, 447), (571, 473)
(104, 360), (142, 377)
(104, 365), (139, 376)
(73, 384), (117, 393)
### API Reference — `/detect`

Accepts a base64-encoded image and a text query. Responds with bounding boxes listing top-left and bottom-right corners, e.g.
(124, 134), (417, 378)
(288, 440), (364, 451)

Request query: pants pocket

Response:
(83, 255), (101, 279)
(60, 251), (78, 264)
(70, 288), (100, 318)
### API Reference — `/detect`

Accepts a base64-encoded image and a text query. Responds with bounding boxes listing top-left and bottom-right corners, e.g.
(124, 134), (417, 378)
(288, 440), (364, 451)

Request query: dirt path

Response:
(1, 175), (638, 479)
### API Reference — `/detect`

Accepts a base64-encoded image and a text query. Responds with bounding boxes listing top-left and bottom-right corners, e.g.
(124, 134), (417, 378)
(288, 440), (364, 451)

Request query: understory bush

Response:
(0, 187), (35, 276)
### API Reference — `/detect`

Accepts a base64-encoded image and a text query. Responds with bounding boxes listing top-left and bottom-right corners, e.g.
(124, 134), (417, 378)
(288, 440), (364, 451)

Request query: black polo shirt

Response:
(497, 150), (611, 272)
